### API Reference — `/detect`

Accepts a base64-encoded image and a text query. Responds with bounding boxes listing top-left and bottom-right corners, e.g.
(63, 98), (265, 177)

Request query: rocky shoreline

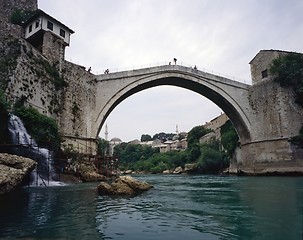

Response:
(0, 153), (37, 195)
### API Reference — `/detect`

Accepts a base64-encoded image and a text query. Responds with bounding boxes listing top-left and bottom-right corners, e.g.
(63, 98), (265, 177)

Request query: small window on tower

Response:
(35, 20), (39, 28)
(28, 24), (32, 33)
(47, 21), (53, 31)
(60, 29), (65, 38)
(261, 69), (268, 78)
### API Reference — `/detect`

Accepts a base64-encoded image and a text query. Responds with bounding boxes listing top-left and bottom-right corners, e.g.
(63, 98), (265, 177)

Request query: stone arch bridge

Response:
(65, 64), (303, 174)
(95, 65), (252, 144)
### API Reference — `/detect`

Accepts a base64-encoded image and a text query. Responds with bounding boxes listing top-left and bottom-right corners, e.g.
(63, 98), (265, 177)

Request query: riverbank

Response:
(0, 153), (36, 194)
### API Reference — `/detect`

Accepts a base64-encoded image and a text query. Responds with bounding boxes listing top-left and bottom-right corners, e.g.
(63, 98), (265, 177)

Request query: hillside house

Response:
(23, 9), (74, 63)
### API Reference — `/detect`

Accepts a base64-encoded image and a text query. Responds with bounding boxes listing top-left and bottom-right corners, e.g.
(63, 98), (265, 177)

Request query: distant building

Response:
(203, 113), (228, 131)
(140, 139), (163, 148)
(109, 137), (122, 156)
(200, 113), (229, 144)
(130, 134), (188, 153)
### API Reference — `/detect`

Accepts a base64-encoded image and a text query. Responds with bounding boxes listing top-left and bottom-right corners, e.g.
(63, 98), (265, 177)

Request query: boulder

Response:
(97, 176), (153, 196)
(184, 164), (197, 173)
(76, 163), (107, 182)
(163, 169), (171, 174)
(0, 153), (37, 194)
(173, 166), (183, 174)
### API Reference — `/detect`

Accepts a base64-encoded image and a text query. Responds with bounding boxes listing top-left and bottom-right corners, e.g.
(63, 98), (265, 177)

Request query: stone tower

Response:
(0, 0), (38, 38)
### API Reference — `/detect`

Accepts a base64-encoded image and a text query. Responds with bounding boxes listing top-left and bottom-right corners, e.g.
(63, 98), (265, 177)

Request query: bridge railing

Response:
(67, 58), (250, 84)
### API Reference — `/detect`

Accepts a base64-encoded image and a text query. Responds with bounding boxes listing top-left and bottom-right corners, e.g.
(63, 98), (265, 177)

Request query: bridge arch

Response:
(95, 66), (252, 145)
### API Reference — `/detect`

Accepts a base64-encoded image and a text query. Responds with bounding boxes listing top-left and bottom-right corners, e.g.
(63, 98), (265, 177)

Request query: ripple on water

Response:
(0, 175), (302, 239)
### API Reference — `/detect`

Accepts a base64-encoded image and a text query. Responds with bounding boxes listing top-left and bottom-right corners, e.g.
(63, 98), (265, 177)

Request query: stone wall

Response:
(59, 61), (96, 141)
(42, 31), (66, 67)
(249, 50), (289, 84)
(239, 78), (303, 173)
(248, 79), (303, 141)
(0, 0), (37, 38)
(240, 140), (303, 174)
(1, 37), (98, 153)
(3, 38), (62, 117)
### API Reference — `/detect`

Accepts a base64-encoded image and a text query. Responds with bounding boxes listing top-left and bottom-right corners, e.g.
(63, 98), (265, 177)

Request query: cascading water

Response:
(8, 114), (63, 186)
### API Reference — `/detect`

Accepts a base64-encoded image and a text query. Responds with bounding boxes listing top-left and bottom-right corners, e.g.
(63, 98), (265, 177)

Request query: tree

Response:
(269, 52), (303, 105)
(152, 132), (175, 141)
(187, 125), (211, 149)
(141, 134), (152, 142)
(196, 140), (229, 173)
(220, 120), (239, 157)
(97, 138), (109, 156)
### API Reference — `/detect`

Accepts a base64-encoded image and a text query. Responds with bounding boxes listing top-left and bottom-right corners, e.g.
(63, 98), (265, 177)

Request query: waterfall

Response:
(8, 114), (63, 186)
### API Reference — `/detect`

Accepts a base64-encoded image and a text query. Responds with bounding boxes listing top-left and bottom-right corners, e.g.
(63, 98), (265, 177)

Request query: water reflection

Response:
(239, 177), (302, 240)
(0, 183), (101, 239)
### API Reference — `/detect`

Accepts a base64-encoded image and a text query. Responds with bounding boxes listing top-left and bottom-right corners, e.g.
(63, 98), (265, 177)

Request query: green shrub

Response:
(220, 120), (239, 157)
(197, 144), (229, 173)
(187, 125), (211, 148)
(290, 126), (303, 147)
(269, 52), (303, 105)
(10, 9), (35, 26)
(14, 105), (61, 151)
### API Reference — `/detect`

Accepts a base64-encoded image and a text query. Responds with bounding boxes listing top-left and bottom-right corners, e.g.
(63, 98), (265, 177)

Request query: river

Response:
(0, 174), (302, 239)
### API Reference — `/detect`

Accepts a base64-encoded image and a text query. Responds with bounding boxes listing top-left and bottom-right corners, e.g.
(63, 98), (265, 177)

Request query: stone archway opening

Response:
(96, 76), (251, 145)
(98, 85), (224, 142)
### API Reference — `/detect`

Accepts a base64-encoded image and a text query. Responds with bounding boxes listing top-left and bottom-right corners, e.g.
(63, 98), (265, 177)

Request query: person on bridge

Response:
(173, 58), (177, 65)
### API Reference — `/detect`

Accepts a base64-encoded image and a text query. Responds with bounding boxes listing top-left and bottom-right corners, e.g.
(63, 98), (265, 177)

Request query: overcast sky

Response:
(39, 0), (303, 142)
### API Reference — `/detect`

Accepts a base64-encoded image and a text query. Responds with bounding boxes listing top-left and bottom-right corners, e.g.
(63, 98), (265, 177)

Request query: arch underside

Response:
(97, 76), (251, 144)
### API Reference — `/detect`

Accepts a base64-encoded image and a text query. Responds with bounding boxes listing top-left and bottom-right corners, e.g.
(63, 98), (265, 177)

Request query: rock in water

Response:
(0, 153), (37, 194)
(97, 176), (153, 196)
(77, 163), (107, 182)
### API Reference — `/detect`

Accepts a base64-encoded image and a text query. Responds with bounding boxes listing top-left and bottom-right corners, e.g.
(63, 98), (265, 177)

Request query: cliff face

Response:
(0, 0), (37, 38)
(0, 37), (97, 142)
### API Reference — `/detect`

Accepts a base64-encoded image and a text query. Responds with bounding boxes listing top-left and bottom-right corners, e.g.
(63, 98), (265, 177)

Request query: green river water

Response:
(0, 174), (302, 239)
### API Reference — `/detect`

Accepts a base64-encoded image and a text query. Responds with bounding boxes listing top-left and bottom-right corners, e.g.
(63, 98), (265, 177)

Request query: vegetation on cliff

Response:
(270, 52), (303, 147)
(13, 103), (61, 151)
(290, 126), (303, 147)
(32, 57), (68, 91)
(269, 52), (303, 105)
(220, 120), (239, 157)
(0, 39), (21, 90)
(10, 9), (36, 26)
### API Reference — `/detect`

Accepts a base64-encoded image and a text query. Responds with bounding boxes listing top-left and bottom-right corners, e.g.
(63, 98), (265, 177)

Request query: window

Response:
(35, 20), (39, 28)
(261, 69), (268, 78)
(60, 28), (66, 38)
(47, 21), (53, 31)
(28, 24), (32, 33)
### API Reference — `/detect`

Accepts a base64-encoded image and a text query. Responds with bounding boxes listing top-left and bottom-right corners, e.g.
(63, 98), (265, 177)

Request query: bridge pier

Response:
(234, 139), (303, 175)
